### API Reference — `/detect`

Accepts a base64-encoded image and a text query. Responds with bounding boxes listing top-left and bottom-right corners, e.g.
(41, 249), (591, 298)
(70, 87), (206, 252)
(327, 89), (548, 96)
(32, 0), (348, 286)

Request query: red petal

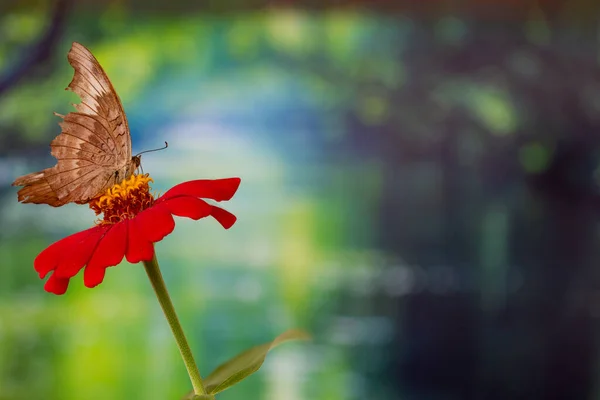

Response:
(157, 178), (241, 203)
(44, 274), (70, 295)
(162, 196), (211, 220)
(126, 217), (154, 263)
(84, 221), (128, 288)
(54, 226), (109, 279)
(210, 205), (237, 229)
(35, 226), (103, 279)
(135, 204), (175, 242)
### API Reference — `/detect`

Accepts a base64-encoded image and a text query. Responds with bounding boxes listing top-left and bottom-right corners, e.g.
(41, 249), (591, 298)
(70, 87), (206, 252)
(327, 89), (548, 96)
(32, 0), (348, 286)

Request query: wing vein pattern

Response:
(12, 42), (134, 207)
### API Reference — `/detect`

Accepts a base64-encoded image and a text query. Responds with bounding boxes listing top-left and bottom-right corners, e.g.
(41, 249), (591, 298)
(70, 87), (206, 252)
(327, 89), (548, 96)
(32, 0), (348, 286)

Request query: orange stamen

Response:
(89, 174), (155, 225)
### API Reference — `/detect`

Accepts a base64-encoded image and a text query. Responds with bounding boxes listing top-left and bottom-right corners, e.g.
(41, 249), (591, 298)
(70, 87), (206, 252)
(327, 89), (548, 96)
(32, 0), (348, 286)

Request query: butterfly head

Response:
(130, 142), (168, 177)
(132, 155), (141, 170)
(120, 156), (141, 179)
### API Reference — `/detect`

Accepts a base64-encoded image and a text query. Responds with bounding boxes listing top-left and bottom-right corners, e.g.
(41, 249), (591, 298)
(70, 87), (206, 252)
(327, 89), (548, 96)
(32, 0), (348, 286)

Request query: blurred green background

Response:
(2, 0), (600, 399)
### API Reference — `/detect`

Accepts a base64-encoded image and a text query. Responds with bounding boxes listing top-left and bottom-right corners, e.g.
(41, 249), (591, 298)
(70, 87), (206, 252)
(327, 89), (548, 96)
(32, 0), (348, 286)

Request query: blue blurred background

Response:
(2, 0), (600, 399)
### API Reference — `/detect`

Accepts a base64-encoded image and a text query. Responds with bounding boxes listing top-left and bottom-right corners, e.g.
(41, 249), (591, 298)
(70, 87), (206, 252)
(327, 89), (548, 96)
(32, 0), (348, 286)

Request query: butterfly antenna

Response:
(135, 141), (169, 157)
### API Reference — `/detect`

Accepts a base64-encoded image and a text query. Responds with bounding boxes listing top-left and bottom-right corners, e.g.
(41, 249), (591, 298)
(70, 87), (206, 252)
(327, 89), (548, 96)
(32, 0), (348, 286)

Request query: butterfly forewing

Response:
(12, 42), (133, 206)
(65, 42), (131, 161)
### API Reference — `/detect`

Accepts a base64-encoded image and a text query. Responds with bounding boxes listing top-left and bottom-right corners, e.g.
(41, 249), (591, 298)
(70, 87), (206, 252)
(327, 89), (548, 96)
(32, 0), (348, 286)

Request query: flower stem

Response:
(142, 252), (206, 396)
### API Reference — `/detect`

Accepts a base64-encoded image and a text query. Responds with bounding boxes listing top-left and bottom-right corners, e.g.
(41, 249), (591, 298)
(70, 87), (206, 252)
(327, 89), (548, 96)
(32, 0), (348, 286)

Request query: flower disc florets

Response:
(89, 174), (155, 224)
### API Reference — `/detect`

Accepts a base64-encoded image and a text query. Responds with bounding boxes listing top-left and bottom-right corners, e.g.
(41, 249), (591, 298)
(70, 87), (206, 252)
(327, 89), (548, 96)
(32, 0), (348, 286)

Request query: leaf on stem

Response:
(204, 329), (311, 395)
(181, 394), (215, 400)
(182, 392), (216, 400)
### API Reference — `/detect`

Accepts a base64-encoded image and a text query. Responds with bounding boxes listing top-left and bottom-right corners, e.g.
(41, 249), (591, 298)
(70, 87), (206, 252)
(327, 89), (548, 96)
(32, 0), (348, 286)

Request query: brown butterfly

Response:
(12, 42), (140, 207)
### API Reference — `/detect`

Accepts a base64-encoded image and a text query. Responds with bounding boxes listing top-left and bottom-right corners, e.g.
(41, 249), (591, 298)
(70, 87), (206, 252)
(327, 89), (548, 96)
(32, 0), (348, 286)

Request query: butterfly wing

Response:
(12, 42), (133, 206)
(11, 168), (63, 205)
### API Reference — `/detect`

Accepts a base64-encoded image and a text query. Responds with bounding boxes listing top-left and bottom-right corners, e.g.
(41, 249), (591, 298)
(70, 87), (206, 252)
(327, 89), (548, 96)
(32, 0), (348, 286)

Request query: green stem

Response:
(142, 252), (206, 396)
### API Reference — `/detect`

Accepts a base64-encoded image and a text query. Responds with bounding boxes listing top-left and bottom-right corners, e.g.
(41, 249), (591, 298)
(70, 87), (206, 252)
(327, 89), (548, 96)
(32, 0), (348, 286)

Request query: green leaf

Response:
(181, 392), (215, 400)
(204, 329), (311, 395)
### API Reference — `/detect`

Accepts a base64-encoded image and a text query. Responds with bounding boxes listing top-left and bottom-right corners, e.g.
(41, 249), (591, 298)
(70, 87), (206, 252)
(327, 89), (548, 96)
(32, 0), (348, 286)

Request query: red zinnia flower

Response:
(35, 174), (241, 295)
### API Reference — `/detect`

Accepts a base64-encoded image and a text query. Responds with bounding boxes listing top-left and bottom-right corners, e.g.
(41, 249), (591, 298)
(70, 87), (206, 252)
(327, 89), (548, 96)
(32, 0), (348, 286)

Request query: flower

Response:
(34, 175), (241, 295)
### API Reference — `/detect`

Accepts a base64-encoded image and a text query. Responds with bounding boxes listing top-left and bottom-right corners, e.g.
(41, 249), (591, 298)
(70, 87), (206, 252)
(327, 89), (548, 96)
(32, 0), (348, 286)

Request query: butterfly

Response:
(12, 42), (140, 207)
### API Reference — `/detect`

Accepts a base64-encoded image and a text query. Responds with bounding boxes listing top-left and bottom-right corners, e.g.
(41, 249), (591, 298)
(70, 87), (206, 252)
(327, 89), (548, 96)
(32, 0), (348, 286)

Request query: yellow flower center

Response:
(89, 174), (155, 225)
